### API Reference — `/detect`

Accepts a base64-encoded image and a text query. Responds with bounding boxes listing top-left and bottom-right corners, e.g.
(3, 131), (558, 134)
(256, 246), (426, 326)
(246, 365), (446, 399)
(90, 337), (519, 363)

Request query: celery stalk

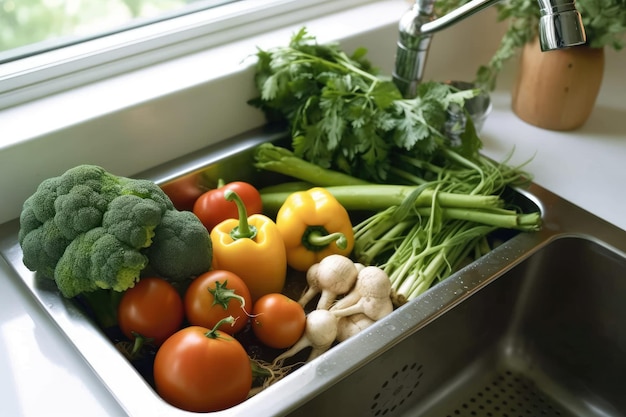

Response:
(261, 185), (504, 214)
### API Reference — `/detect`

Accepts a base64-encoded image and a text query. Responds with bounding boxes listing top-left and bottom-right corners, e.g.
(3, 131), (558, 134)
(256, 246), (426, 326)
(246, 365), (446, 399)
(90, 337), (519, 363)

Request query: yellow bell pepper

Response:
(210, 190), (287, 302)
(276, 187), (354, 272)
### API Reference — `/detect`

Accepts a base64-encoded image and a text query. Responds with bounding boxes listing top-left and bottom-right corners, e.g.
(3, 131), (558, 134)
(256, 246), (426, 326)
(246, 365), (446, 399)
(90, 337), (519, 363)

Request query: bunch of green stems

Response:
(352, 150), (537, 304)
(352, 185), (498, 305)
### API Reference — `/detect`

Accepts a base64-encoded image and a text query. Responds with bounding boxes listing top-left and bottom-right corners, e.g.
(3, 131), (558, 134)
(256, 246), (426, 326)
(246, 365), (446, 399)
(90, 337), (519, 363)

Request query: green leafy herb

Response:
(249, 28), (482, 182)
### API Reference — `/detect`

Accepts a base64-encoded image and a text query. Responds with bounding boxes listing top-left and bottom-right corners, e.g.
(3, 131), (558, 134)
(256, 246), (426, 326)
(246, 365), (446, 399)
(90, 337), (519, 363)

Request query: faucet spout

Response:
(537, 0), (586, 50)
(392, 0), (587, 98)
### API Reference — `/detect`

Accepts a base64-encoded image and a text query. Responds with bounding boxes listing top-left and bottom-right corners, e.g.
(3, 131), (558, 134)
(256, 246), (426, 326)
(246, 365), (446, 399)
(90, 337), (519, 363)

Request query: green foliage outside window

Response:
(0, 0), (188, 54)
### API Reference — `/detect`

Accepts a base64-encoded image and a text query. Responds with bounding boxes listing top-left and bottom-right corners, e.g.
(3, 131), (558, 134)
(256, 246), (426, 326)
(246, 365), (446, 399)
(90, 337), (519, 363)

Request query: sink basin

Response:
(285, 235), (626, 416)
(0, 127), (625, 416)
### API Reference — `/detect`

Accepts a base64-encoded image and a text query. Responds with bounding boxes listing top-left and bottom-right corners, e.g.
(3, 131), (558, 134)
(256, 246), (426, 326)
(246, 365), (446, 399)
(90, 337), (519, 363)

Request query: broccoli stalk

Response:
(78, 289), (124, 330)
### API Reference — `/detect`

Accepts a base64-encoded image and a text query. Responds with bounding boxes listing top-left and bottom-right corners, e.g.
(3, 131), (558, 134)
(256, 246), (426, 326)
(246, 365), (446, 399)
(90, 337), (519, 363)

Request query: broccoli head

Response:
(18, 164), (212, 303)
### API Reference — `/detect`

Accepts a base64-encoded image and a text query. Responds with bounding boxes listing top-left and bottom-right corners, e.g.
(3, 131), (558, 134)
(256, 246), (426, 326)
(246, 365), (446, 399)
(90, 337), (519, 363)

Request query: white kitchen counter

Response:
(0, 2), (624, 415)
(0, 255), (126, 417)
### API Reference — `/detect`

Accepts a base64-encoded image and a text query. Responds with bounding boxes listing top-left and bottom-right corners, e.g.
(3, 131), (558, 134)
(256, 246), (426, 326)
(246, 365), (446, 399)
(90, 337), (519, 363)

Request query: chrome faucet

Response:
(393, 0), (587, 98)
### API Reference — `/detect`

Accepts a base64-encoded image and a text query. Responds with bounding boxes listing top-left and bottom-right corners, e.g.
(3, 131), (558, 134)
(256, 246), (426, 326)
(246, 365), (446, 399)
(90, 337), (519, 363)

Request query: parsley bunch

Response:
(249, 28), (481, 183)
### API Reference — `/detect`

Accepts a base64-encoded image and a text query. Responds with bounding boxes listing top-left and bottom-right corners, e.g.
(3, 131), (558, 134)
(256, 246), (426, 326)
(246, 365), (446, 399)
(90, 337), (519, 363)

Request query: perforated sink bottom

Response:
(370, 360), (571, 417)
(370, 362), (425, 416)
(439, 369), (568, 417)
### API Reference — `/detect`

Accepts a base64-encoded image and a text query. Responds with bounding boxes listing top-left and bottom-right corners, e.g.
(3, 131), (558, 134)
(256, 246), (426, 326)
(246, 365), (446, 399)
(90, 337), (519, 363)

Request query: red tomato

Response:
(184, 270), (252, 334)
(193, 181), (262, 231)
(160, 173), (205, 211)
(154, 325), (253, 412)
(117, 277), (184, 346)
(252, 293), (306, 349)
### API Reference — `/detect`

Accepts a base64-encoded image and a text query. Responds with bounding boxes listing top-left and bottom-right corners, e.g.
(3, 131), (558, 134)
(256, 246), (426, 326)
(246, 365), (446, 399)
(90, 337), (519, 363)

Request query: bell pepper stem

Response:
(225, 189), (258, 240)
(304, 226), (348, 251)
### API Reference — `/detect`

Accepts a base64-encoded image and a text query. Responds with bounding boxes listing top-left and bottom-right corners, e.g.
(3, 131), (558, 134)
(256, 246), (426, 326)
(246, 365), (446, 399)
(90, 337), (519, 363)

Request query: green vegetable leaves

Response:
(578, 0), (626, 50)
(250, 28), (482, 182)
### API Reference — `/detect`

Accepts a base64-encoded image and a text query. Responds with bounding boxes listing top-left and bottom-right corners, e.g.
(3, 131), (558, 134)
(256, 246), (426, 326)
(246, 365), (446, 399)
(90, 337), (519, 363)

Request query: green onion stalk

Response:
(350, 183), (524, 305)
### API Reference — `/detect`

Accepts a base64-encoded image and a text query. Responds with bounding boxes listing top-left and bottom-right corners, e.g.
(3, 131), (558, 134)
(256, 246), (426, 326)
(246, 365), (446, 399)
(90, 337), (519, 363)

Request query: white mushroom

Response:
(330, 266), (393, 321)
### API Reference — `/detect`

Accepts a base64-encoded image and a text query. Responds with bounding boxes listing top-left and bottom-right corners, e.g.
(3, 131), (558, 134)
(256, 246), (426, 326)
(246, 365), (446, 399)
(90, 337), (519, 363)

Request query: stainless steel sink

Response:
(1, 127), (625, 417)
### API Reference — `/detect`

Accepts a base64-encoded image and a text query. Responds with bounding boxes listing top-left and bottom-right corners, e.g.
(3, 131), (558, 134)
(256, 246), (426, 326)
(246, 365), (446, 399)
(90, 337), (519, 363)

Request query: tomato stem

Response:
(209, 280), (247, 310)
(131, 331), (152, 355)
(116, 332), (153, 361)
(205, 316), (236, 338)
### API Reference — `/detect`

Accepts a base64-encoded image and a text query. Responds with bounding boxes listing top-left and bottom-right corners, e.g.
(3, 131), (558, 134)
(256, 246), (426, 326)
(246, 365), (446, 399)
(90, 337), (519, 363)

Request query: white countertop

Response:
(0, 255), (126, 417)
(0, 4), (624, 415)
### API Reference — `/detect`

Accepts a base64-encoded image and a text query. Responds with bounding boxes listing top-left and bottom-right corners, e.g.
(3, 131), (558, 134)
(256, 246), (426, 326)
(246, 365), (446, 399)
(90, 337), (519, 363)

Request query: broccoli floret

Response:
(53, 229), (101, 297)
(25, 176), (62, 223)
(54, 227), (148, 298)
(118, 177), (174, 211)
(102, 194), (164, 249)
(18, 178), (63, 274)
(54, 184), (111, 240)
(144, 210), (213, 282)
(55, 164), (121, 199)
(20, 213), (72, 277)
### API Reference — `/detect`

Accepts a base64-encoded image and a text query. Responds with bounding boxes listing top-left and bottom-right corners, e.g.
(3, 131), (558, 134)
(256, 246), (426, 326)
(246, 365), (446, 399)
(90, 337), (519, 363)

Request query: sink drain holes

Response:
(370, 362), (424, 416)
(445, 370), (565, 417)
